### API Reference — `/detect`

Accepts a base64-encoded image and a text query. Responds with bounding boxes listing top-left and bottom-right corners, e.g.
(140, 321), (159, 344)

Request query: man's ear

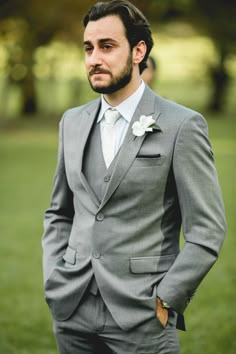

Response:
(133, 40), (147, 64)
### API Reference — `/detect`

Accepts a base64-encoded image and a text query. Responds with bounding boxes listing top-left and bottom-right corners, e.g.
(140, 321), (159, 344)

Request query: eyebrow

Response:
(83, 38), (118, 46)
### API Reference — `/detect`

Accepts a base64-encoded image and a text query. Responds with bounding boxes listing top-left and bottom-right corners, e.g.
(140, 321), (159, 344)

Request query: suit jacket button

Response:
(104, 175), (110, 182)
(92, 252), (101, 259)
(96, 213), (104, 221)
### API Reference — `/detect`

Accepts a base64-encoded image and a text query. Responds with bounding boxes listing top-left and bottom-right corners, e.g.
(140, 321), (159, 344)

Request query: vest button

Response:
(96, 213), (104, 221)
(104, 175), (110, 182)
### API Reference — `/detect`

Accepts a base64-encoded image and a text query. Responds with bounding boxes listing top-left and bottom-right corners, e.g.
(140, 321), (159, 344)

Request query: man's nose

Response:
(88, 48), (103, 66)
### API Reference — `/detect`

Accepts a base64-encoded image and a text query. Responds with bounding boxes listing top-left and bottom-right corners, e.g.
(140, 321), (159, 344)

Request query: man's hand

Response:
(156, 297), (168, 327)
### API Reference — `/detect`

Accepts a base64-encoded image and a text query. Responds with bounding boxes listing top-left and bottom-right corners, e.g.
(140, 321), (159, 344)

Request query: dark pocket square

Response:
(137, 154), (161, 158)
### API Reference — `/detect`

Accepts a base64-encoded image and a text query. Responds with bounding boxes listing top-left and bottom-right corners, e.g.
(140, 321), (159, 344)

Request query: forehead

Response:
(84, 15), (127, 43)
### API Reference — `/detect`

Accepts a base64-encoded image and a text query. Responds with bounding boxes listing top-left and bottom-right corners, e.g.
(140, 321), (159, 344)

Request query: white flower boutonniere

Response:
(132, 115), (161, 138)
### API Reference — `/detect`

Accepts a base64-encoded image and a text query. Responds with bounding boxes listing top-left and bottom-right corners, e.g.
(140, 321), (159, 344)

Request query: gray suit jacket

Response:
(42, 86), (226, 331)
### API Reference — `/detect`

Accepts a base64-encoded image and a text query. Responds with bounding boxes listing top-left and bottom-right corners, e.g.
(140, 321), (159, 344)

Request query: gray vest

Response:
(83, 120), (117, 203)
(83, 120), (118, 294)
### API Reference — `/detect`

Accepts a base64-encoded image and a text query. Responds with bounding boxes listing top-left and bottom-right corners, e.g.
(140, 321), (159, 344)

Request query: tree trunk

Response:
(208, 45), (229, 112)
(21, 69), (37, 115)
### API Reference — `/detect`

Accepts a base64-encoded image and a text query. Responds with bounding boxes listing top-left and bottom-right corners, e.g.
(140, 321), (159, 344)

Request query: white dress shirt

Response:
(97, 80), (145, 157)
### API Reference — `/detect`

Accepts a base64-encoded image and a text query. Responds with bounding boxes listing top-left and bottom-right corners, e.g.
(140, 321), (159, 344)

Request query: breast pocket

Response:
(133, 154), (165, 168)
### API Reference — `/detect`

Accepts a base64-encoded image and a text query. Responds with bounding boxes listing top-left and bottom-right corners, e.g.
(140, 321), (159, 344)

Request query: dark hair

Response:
(83, 0), (154, 74)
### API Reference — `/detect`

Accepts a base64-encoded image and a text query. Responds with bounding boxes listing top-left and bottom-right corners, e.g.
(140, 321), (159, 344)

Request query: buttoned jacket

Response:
(42, 86), (226, 330)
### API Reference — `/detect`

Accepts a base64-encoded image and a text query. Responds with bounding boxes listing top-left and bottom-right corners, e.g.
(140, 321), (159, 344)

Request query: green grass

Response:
(0, 94), (235, 354)
(0, 129), (58, 353)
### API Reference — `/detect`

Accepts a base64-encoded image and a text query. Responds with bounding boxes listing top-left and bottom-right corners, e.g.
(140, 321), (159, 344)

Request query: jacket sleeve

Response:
(42, 114), (74, 283)
(157, 113), (226, 314)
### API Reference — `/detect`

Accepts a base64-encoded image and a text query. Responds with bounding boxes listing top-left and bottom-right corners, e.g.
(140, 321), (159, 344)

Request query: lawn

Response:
(0, 95), (235, 353)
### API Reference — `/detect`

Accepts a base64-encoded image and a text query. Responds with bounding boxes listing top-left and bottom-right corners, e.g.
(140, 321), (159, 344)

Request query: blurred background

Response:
(0, 1), (235, 353)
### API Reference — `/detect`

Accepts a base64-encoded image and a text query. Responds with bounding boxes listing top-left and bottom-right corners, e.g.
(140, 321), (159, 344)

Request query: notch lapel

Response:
(99, 87), (162, 210)
(78, 99), (101, 207)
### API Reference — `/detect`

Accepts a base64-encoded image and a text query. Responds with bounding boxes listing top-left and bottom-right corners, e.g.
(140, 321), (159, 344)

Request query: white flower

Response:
(132, 115), (160, 137)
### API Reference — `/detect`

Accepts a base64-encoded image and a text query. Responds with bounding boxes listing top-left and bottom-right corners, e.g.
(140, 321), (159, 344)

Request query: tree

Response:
(144, 0), (236, 112)
(0, 0), (96, 115)
(1, 0), (235, 114)
(190, 0), (236, 111)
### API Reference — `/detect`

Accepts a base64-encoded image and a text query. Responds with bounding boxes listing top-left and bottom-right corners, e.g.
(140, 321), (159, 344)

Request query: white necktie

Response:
(102, 108), (120, 168)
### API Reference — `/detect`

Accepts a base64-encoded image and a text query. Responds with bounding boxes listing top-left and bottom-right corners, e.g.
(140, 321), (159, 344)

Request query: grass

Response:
(0, 85), (235, 354)
(0, 129), (58, 353)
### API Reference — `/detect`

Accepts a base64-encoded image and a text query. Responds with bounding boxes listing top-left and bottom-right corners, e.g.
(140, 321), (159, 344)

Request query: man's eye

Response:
(103, 45), (113, 50)
(84, 47), (93, 53)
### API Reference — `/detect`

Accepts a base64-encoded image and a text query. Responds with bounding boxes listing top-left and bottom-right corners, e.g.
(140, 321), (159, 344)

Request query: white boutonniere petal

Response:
(132, 115), (161, 138)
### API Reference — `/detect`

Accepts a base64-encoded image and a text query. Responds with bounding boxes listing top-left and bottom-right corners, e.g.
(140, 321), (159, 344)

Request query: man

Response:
(141, 55), (157, 88)
(42, 1), (226, 353)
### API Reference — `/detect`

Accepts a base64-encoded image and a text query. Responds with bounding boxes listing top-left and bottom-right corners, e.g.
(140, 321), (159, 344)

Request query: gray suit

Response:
(42, 86), (226, 333)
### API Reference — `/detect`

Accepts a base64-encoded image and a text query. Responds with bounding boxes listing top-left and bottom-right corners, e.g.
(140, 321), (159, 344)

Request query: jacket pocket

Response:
(133, 155), (165, 167)
(129, 254), (176, 274)
(137, 154), (161, 158)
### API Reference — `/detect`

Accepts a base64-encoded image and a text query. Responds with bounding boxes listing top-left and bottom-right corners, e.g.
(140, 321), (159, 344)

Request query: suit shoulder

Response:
(155, 95), (206, 128)
(62, 98), (100, 123)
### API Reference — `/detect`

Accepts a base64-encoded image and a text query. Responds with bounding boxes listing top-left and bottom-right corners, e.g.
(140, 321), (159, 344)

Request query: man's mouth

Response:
(89, 68), (110, 76)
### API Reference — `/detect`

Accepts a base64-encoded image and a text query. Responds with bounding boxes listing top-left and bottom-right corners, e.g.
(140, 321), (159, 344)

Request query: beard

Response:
(88, 52), (133, 94)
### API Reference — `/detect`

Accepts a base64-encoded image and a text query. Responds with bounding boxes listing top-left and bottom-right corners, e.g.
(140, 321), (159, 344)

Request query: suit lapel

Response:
(78, 98), (101, 207)
(99, 87), (161, 210)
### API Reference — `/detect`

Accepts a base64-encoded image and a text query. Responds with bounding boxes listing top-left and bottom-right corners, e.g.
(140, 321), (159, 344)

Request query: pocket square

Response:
(137, 154), (161, 159)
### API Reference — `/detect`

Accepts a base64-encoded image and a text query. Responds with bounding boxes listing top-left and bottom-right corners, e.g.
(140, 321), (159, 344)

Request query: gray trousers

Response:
(53, 289), (180, 354)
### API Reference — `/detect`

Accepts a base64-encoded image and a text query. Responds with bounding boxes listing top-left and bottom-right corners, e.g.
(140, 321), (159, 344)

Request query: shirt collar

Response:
(97, 80), (145, 124)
